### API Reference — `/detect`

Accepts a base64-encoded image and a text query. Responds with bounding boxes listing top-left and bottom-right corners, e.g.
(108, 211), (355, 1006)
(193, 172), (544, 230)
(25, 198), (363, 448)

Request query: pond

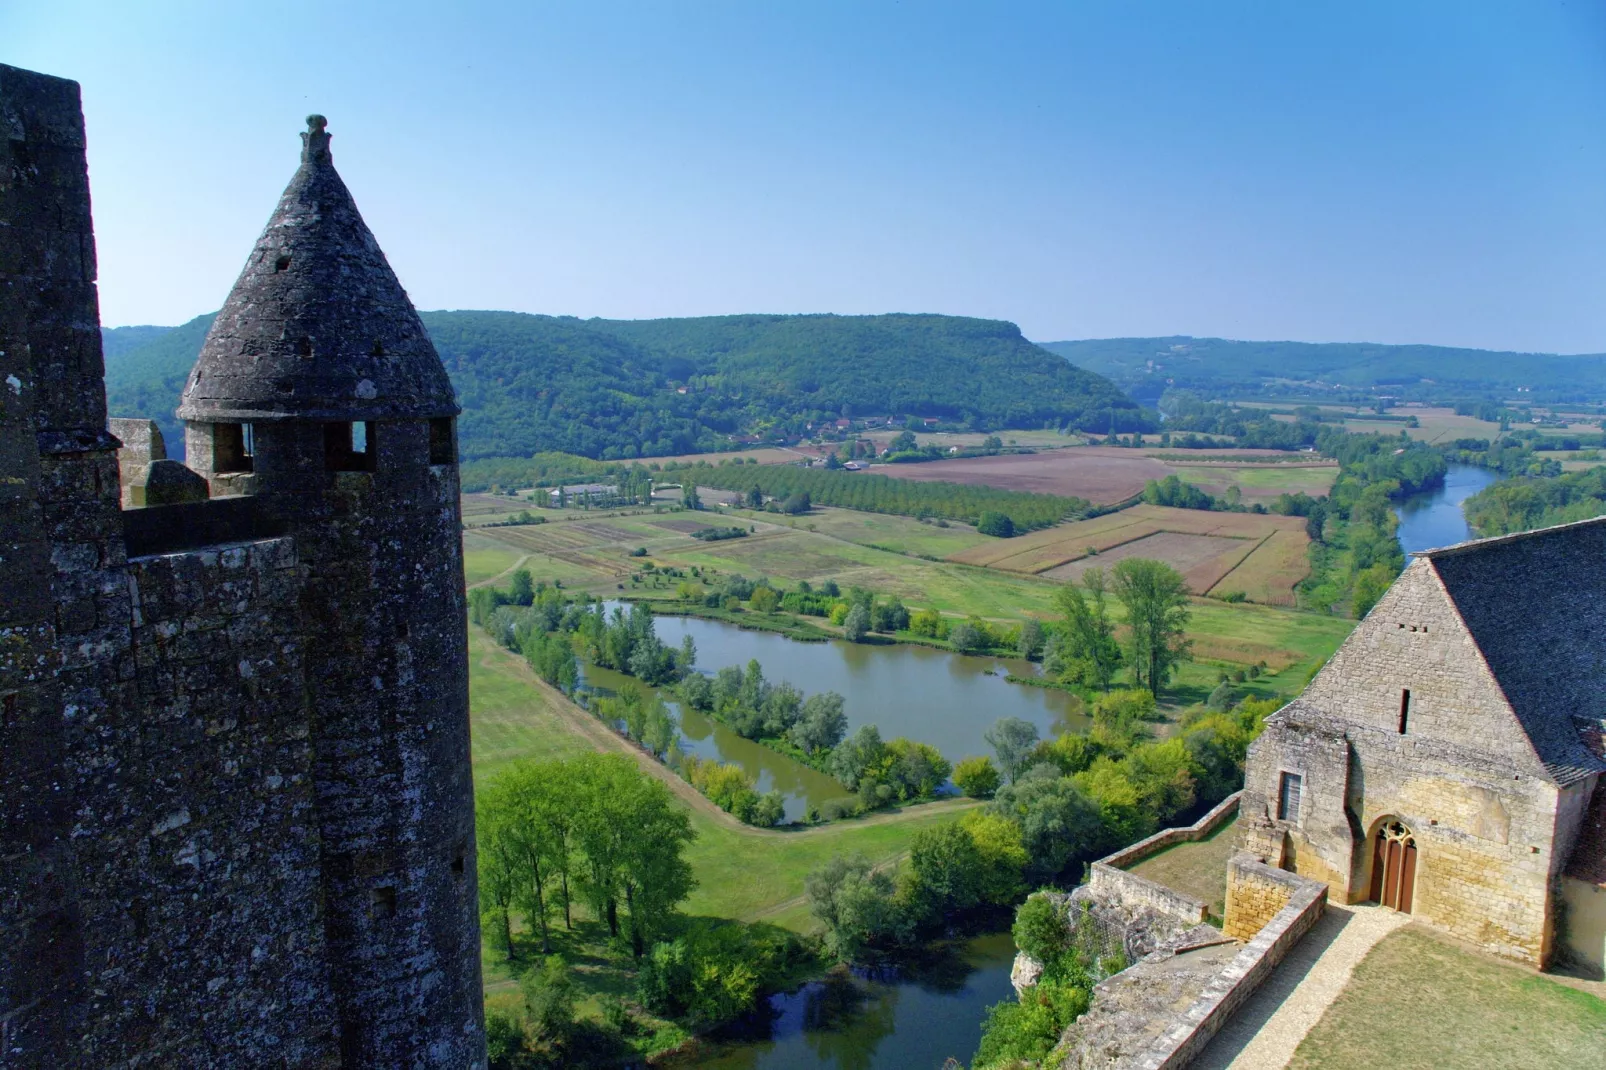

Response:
(649, 614), (1088, 761)
(579, 612), (1088, 820)
(658, 930), (1017, 1070)
(1393, 464), (1499, 555)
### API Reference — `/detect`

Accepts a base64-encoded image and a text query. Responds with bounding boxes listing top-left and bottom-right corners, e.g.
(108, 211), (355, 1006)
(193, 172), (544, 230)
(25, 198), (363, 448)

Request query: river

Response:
(1393, 463), (1498, 554)
(658, 931), (1018, 1070)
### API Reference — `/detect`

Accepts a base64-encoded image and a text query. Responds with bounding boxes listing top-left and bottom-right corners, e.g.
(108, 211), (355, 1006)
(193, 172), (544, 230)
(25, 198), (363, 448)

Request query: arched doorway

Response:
(1368, 819), (1417, 913)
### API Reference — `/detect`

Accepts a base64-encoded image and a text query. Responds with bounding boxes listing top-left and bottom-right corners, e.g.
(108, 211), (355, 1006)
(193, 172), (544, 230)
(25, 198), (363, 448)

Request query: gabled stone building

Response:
(1237, 516), (1606, 969)
(1, 65), (485, 1065)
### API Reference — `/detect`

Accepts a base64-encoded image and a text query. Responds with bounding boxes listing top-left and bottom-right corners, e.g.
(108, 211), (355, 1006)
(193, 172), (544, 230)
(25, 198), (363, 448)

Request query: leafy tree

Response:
(476, 790), (522, 959)
(889, 429), (919, 453)
(518, 955), (577, 1049)
(953, 755), (1001, 799)
(1110, 558), (1192, 695)
(682, 482), (702, 509)
(746, 485), (764, 509)
(789, 691), (848, 754)
(749, 586), (779, 613)
(829, 724), (886, 789)
(950, 620), (983, 653)
(508, 568), (535, 606)
(961, 810), (1027, 906)
(843, 603), (871, 642)
(1017, 618), (1044, 660)
(977, 511), (1016, 538)
(1091, 688), (1156, 743)
(990, 767), (1104, 880)
(805, 854), (907, 962)
(1012, 893), (1071, 967)
(986, 716), (1042, 784)
(906, 822), (986, 922)
(1054, 568), (1121, 689)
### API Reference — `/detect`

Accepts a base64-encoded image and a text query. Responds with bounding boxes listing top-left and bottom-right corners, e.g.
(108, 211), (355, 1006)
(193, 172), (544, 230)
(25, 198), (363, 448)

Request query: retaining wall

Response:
(1129, 853), (1328, 1069)
(1084, 792), (1243, 926)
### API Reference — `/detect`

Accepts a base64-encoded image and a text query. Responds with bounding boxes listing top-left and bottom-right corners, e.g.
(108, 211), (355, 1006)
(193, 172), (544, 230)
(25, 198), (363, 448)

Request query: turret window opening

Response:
(1398, 689), (1411, 734)
(429, 417), (456, 465)
(213, 423), (254, 473)
(324, 422), (376, 472)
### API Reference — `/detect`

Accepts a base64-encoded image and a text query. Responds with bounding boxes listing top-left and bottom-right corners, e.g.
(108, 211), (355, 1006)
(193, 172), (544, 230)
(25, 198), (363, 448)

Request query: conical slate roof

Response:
(177, 116), (458, 423)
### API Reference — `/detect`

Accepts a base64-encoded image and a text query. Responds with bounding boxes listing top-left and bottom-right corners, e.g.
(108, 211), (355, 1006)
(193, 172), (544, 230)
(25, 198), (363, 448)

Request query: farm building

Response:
(1234, 516), (1606, 972)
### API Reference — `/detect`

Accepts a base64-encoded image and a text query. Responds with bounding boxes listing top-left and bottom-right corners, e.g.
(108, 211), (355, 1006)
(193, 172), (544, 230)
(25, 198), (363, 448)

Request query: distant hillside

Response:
(106, 311), (1148, 460)
(101, 325), (174, 360)
(1041, 337), (1606, 406)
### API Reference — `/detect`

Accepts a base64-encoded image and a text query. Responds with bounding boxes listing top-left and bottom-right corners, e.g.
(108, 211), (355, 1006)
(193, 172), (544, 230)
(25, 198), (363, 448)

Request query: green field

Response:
(465, 505), (1356, 708)
(1291, 927), (1606, 1069)
(469, 627), (981, 927)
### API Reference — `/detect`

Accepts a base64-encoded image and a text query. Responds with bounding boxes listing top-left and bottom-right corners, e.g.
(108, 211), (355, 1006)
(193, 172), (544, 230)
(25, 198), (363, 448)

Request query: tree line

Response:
(672, 463), (1087, 532)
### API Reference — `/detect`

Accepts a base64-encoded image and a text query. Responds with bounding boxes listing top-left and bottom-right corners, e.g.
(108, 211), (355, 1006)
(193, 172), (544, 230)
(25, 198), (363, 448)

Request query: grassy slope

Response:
(1290, 927), (1606, 1070)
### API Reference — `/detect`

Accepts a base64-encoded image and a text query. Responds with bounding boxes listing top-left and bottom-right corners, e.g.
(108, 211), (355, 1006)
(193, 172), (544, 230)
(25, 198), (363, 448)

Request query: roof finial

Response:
(301, 114), (331, 164)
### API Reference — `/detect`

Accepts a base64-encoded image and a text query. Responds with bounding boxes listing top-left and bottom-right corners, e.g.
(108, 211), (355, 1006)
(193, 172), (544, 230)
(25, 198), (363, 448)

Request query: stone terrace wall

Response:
(1086, 792), (1242, 926)
(1128, 854), (1328, 1070)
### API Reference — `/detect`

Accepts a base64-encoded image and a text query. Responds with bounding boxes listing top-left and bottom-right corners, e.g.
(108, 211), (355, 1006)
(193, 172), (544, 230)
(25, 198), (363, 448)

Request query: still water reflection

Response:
(658, 931), (1017, 1070)
(581, 609), (1089, 820)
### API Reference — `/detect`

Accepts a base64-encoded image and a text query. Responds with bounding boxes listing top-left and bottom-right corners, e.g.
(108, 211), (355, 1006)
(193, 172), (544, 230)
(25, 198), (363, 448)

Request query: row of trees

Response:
(478, 755), (695, 962)
(677, 463), (1087, 531)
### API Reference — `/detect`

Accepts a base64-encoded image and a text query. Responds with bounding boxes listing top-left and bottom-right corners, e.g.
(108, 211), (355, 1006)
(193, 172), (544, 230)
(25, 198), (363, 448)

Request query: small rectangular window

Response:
(369, 886), (397, 919)
(324, 422), (376, 472)
(1277, 771), (1302, 822)
(213, 423), (254, 473)
(1398, 689), (1411, 734)
(429, 417), (456, 465)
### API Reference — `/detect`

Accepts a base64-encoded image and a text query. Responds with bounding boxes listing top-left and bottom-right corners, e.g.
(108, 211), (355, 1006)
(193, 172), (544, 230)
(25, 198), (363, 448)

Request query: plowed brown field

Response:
(948, 504), (1310, 603)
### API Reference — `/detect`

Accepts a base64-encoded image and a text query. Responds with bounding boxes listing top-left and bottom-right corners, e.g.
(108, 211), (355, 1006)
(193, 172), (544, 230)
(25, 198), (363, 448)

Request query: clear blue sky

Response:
(8, 1), (1605, 352)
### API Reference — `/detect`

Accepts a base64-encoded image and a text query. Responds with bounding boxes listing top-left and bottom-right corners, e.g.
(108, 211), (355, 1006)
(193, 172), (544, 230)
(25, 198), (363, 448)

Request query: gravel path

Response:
(1192, 903), (1409, 1070)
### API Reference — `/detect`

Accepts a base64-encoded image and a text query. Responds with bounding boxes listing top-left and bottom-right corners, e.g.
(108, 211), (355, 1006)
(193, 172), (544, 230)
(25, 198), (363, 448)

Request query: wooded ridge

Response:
(104, 311), (1145, 461)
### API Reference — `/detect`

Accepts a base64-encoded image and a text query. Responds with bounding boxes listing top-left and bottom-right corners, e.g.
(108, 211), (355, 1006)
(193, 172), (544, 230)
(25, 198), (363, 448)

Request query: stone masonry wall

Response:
(1223, 856), (1296, 939)
(1, 63), (128, 1064)
(97, 537), (341, 1066)
(1242, 557), (1578, 964)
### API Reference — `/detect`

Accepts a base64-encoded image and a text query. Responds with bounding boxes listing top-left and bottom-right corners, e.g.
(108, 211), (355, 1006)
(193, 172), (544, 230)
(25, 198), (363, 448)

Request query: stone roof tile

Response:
(1424, 515), (1606, 787)
(177, 116), (457, 423)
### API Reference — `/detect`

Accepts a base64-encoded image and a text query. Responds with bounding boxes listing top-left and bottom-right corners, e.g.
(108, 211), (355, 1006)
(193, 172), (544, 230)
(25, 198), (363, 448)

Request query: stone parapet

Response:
(1124, 854), (1327, 1069)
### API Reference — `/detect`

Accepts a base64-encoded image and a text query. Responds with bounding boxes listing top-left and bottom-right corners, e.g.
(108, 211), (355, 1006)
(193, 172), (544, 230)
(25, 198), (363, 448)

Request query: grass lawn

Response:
(1290, 927), (1606, 1070)
(462, 533), (523, 586)
(1125, 818), (1239, 921)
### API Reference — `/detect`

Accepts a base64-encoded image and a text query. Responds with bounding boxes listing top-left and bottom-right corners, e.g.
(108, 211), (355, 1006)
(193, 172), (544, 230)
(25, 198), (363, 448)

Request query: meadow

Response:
(462, 502), (1354, 710)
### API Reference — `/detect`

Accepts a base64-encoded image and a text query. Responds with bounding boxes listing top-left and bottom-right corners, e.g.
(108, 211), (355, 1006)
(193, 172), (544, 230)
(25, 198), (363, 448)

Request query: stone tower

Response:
(176, 116), (484, 1065)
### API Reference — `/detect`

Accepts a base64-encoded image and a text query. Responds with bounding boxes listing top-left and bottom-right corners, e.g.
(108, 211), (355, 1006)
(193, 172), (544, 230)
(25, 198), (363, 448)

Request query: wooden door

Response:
(1371, 821), (1417, 914)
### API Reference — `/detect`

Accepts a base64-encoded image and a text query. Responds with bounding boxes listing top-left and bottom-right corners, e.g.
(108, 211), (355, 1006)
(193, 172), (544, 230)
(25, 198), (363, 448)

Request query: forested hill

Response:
(104, 311), (1146, 460)
(1041, 336), (1606, 405)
